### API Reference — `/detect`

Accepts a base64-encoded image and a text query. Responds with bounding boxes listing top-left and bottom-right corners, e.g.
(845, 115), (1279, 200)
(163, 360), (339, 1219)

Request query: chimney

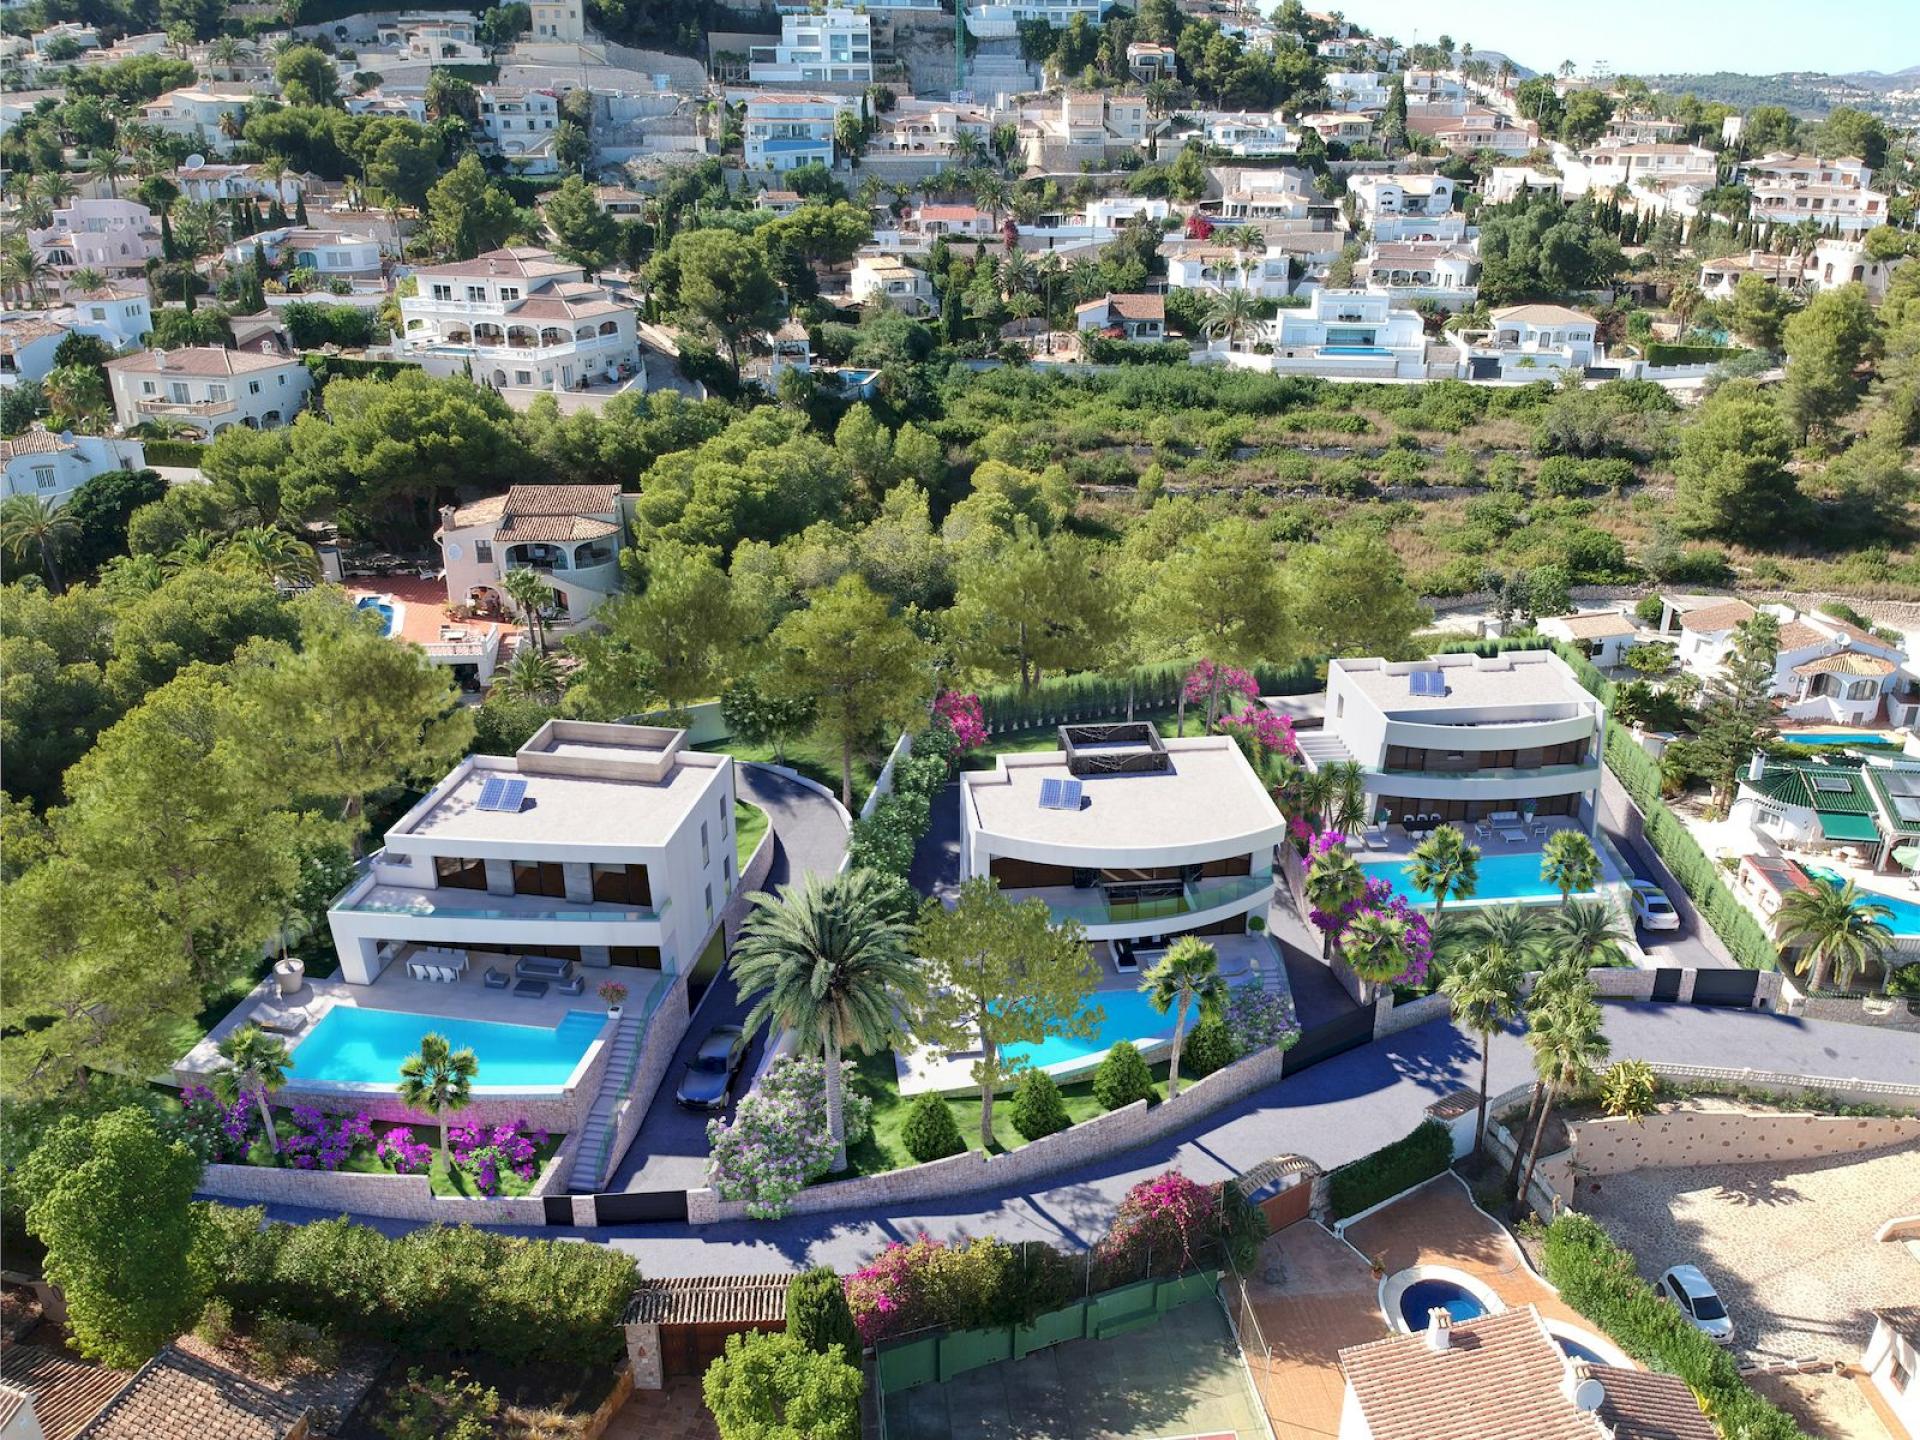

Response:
(1748, 751), (1766, 784)
(1424, 1311), (1451, 1352)
(155, 349), (170, 370)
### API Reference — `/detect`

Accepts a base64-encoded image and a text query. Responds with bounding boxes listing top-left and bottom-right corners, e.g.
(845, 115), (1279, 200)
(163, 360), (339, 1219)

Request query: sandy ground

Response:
(1748, 1368), (1901, 1440)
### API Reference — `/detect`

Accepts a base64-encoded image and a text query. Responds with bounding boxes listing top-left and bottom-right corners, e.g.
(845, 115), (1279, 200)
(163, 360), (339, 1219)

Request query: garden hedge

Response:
(1326, 1120), (1452, 1220)
(140, 439), (209, 468)
(1643, 342), (1740, 368)
(302, 354), (418, 388)
(1541, 1213), (1809, 1440)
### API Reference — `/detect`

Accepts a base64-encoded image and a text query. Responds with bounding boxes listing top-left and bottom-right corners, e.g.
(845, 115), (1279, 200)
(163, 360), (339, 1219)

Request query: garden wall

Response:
(195, 1157), (560, 1226)
(686, 1033), (1301, 1224)
(1569, 1111), (1920, 1176)
(861, 731), (915, 822)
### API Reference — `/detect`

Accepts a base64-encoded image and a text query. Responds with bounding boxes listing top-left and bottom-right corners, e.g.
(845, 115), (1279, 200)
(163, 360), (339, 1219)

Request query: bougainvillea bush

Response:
(278, 1105), (376, 1172)
(448, 1120), (550, 1196)
(1216, 707), (1298, 773)
(376, 1128), (433, 1174)
(1304, 832), (1433, 992)
(933, 691), (987, 751)
(1092, 1171), (1221, 1286)
(174, 1085), (260, 1163)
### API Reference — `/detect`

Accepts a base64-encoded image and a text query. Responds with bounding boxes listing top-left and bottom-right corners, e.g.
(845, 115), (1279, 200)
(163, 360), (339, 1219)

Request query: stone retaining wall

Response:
(1792, 992), (1920, 1032)
(1375, 991), (1446, 1037)
(197, 1161), (551, 1225)
(687, 1033), (1302, 1224)
(1569, 1110), (1920, 1174)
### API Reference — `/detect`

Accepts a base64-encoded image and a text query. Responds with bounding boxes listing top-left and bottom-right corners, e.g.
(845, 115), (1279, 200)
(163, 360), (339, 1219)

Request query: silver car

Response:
(675, 1025), (747, 1112)
(1659, 1264), (1734, 1344)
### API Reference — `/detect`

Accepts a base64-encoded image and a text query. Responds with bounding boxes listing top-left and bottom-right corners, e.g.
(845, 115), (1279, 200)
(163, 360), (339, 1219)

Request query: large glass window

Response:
(435, 855), (487, 890)
(591, 863), (651, 906)
(513, 860), (567, 898)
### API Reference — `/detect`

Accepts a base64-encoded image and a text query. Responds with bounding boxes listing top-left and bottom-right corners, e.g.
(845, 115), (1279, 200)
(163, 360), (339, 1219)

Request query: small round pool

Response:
(1545, 1321), (1633, 1368)
(355, 594), (400, 638)
(1398, 1278), (1485, 1330)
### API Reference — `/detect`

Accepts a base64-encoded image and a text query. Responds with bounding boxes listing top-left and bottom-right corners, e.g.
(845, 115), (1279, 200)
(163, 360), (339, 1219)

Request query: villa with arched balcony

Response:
(437, 483), (627, 629)
(396, 247), (641, 398)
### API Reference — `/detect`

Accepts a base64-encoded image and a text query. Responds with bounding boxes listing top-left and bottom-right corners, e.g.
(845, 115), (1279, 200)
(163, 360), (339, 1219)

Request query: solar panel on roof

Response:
(476, 775), (507, 811)
(498, 777), (527, 811)
(1060, 778), (1083, 810)
(475, 775), (528, 812)
(1883, 771), (1920, 798)
(1038, 777), (1064, 810)
(1811, 775), (1852, 793)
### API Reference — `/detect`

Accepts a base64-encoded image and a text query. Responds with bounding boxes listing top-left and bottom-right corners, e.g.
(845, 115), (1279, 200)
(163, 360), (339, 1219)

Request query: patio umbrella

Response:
(1892, 845), (1920, 872)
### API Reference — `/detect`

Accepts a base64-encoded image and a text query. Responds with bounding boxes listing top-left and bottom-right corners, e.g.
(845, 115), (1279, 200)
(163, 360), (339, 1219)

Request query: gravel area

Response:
(1577, 1146), (1920, 1366)
(1748, 1369), (1900, 1440)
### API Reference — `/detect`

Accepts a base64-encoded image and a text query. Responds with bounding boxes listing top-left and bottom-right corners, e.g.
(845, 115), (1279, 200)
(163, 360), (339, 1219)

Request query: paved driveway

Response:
(609, 764), (847, 1192)
(1596, 768), (1733, 969)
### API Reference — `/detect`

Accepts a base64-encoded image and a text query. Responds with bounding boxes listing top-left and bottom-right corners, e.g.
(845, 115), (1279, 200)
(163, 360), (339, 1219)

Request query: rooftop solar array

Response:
(1037, 777), (1085, 811)
(1407, 669), (1447, 696)
(1811, 775), (1853, 793)
(475, 775), (529, 812)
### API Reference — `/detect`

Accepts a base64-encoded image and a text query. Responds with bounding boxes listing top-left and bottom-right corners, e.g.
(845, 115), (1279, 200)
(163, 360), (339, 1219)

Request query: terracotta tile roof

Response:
(1424, 1087), (1481, 1121)
(504, 483), (620, 516)
(0, 430), (74, 459)
(449, 493), (509, 528)
(1793, 651), (1897, 678)
(1106, 293), (1164, 321)
(1878, 1305), (1920, 1345)
(1551, 611), (1637, 640)
(1592, 1365), (1718, 1440)
(495, 513), (620, 543)
(1491, 304), (1595, 326)
(0, 1382), (27, 1429)
(0, 318), (67, 352)
(1339, 1307), (1604, 1440)
(75, 1347), (303, 1440)
(1817, 613), (1892, 649)
(624, 1275), (790, 1326)
(1774, 620), (1829, 651)
(1676, 599), (1757, 634)
(0, 1343), (130, 1440)
(104, 347), (295, 376)
(408, 247), (579, 281)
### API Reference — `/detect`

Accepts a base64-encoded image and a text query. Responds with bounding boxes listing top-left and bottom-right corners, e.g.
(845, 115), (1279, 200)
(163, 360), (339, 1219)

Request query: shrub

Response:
(759, 1054), (873, 1146)
(1599, 1059), (1660, 1121)
(195, 1296), (234, 1348)
(1093, 1171), (1220, 1284)
(1542, 1214), (1807, 1440)
(1326, 1120), (1452, 1220)
(707, 1085), (837, 1219)
(901, 1093), (966, 1163)
(1634, 594), (1666, 625)
(1223, 986), (1302, 1055)
(703, 1330), (862, 1440)
(1182, 1017), (1237, 1079)
(1010, 1069), (1072, 1141)
(1092, 1041), (1156, 1111)
(787, 1266), (861, 1357)
(251, 1309), (334, 1380)
(375, 1366), (500, 1440)
(1534, 456), (1585, 497)
(1887, 964), (1920, 999)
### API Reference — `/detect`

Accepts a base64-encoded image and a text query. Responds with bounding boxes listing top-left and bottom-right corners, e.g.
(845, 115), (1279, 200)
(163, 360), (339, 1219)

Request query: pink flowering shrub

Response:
(1182, 660), (1259, 710)
(1304, 832), (1432, 990)
(933, 691), (988, 751)
(1216, 707), (1297, 770)
(1093, 1171), (1221, 1285)
(448, 1119), (549, 1195)
(174, 1085), (261, 1163)
(843, 1235), (949, 1346)
(279, 1105), (376, 1171)
(376, 1127), (434, 1174)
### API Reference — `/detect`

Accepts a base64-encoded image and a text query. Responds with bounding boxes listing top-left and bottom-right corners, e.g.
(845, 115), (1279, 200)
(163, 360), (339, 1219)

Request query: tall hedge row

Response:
(1326, 1120), (1452, 1220)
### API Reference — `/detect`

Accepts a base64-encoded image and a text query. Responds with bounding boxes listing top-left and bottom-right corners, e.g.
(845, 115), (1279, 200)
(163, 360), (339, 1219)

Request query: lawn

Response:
(734, 798), (769, 872)
(698, 729), (883, 811)
(839, 1047), (1168, 1177)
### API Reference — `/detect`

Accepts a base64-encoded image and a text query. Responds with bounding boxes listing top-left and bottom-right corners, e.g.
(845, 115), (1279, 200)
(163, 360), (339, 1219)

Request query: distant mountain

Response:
(1633, 68), (1918, 120)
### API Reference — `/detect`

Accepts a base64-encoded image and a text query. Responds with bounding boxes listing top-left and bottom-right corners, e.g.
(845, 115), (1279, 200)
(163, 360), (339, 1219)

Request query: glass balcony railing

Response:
(1373, 758), (1602, 782)
(1039, 872), (1273, 929)
(342, 892), (668, 923)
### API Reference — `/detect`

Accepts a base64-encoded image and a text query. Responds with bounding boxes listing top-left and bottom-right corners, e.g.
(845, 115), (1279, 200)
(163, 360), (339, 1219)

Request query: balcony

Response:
(339, 883), (668, 925)
(136, 395), (237, 416)
(1027, 872), (1273, 933)
(1376, 758), (1601, 782)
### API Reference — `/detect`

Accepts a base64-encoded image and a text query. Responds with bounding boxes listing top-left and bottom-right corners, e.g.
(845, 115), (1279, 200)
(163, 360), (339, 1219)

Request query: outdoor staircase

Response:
(567, 1014), (642, 1193)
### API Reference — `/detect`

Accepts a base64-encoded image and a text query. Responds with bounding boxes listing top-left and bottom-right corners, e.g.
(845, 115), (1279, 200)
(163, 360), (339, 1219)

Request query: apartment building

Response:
(1360, 241), (1478, 305)
(104, 347), (313, 439)
(748, 7), (873, 84)
(1665, 598), (1913, 728)
(476, 86), (561, 172)
(1301, 650), (1607, 831)
(395, 247), (640, 392)
(325, 720), (738, 986)
(0, 429), (145, 505)
(739, 91), (856, 171)
(1448, 304), (1599, 380)
(27, 198), (159, 280)
(139, 87), (252, 154)
(958, 724), (1285, 949)
(437, 482), (626, 624)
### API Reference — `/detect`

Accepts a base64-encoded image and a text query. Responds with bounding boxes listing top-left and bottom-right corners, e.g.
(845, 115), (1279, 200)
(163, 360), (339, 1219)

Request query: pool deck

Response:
(893, 935), (1281, 1096)
(1356, 819), (1637, 925)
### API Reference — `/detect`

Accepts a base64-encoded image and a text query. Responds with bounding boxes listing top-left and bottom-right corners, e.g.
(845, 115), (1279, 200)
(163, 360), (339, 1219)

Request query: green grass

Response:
(697, 730), (883, 812)
(734, 798), (769, 872)
(838, 1047), (1167, 1177)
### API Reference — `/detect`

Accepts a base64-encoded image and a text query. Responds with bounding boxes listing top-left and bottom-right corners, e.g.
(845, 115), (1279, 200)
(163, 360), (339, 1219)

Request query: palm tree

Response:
(974, 173), (1010, 226)
(1, 239), (51, 307)
(1410, 825), (1480, 924)
(214, 1023), (293, 1153)
(1305, 842), (1367, 965)
(1439, 947), (1523, 1157)
(500, 646), (563, 702)
(1539, 829), (1600, 908)
(1202, 288), (1260, 350)
(500, 565), (555, 654)
(1776, 877), (1895, 994)
(1327, 760), (1369, 837)
(88, 147), (125, 199)
(69, 266), (107, 295)
(30, 170), (75, 211)
(1141, 937), (1226, 1097)
(1548, 898), (1631, 972)
(1294, 767), (1336, 833)
(1512, 981), (1608, 1218)
(398, 1032), (479, 1171)
(0, 495), (79, 594)
(1344, 908), (1412, 1002)
(219, 525), (321, 585)
(732, 869), (920, 1171)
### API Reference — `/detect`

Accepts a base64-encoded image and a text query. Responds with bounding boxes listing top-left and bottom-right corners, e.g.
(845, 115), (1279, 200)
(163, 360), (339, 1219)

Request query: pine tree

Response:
(1696, 612), (1781, 815)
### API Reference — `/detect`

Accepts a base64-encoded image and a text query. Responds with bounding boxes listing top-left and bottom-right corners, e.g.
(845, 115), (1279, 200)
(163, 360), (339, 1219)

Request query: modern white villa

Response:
(1203, 289), (1428, 380)
(1448, 304), (1600, 381)
(958, 723), (1286, 956)
(1300, 650), (1608, 833)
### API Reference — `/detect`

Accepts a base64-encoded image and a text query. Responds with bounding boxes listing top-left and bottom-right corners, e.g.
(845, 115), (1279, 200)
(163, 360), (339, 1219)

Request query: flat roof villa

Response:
(959, 724), (1286, 947)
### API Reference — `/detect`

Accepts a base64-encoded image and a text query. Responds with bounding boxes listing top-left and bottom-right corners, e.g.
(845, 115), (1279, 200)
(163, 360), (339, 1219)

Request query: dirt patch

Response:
(1748, 1367), (1900, 1440)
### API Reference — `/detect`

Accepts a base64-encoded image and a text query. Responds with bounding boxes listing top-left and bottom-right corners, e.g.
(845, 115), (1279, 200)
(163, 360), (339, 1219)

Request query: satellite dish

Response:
(185, 152), (207, 170)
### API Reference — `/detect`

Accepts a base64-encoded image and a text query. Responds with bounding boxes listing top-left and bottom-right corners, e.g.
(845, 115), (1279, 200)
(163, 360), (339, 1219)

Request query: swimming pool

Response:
(1805, 865), (1920, 937)
(1000, 989), (1173, 1071)
(355, 595), (398, 638)
(1320, 345), (1392, 356)
(1361, 850), (1598, 908)
(1780, 733), (1899, 748)
(1397, 1278), (1486, 1330)
(293, 1007), (604, 1089)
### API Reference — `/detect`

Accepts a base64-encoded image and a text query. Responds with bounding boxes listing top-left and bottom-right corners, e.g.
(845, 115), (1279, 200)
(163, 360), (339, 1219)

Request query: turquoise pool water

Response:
(1780, 733), (1898, 748)
(1320, 345), (1391, 356)
(355, 595), (397, 637)
(1362, 850), (1597, 907)
(1805, 865), (1920, 937)
(294, 1007), (603, 1087)
(1001, 989), (1173, 1070)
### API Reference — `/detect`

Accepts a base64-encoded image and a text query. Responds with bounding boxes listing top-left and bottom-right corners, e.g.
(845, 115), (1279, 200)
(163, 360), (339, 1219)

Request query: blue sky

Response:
(1334, 0), (1914, 78)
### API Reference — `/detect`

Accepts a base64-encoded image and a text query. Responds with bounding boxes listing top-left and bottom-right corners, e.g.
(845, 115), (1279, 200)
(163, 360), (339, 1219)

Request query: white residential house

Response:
(911, 203), (997, 238)
(1401, 68), (1465, 105)
(1322, 71), (1389, 110)
(753, 188), (806, 215)
(396, 247), (640, 393)
(1697, 248), (1804, 298)
(476, 86), (561, 173)
(765, 318), (812, 382)
(531, 0), (586, 41)
(0, 429), (145, 505)
(1016, 92), (1156, 169)
(1226, 286), (1427, 378)
(1125, 41), (1178, 83)
(225, 226), (384, 280)
(1536, 609), (1640, 668)
(0, 319), (66, 388)
(1299, 650), (1607, 832)
(172, 159), (306, 204)
(55, 286), (152, 349)
(139, 87), (252, 154)
(1864, 1308), (1920, 1439)
(1605, 112), (1687, 144)
(437, 482), (626, 624)
(1209, 173), (1313, 222)
(1359, 241), (1478, 305)
(1664, 598), (1913, 728)
(1696, 240), (1897, 301)
(1074, 293), (1165, 342)
(344, 89), (429, 123)
(870, 99), (994, 161)
(104, 347), (312, 439)
(324, 718), (738, 995)
(739, 91), (856, 171)
(27, 198), (160, 280)
(1448, 304), (1599, 380)
(748, 7), (873, 85)
(32, 20), (100, 54)
(1412, 109), (1539, 155)
(1201, 111), (1295, 157)
(375, 12), (486, 62)
(1484, 166), (1563, 204)
(958, 724), (1285, 950)
(850, 253), (934, 313)
(963, 0), (1100, 38)
(1296, 111), (1372, 145)
(1346, 173), (1454, 225)
(1161, 241), (1294, 300)
(1740, 152), (1887, 236)
(1579, 141), (1717, 195)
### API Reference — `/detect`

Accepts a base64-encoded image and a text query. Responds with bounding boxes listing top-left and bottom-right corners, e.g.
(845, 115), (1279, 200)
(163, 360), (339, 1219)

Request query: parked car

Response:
(1628, 879), (1680, 931)
(1658, 1264), (1734, 1343)
(675, 1025), (747, 1111)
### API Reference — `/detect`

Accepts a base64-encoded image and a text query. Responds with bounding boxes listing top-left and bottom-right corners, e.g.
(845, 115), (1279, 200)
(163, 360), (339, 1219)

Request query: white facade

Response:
(964, 0), (1100, 38)
(140, 87), (251, 154)
(958, 728), (1285, 945)
(55, 289), (152, 350)
(1449, 304), (1599, 380)
(1201, 111), (1296, 157)
(1163, 242), (1294, 299)
(1668, 599), (1910, 728)
(748, 7), (873, 85)
(531, 0), (585, 41)
(376, 13), (486, 62)
(1536, 610), (1639, 669)
(1360, 242), (1477, 305)
(1698, 241), (1898, 302)
(327, 721), (738, 986)
(0, 430), (145, 505)
(226, 225), (383, 277)
(105, 348), (313, 439)
(477, 86), (561, 172)
(397, 247), (640, 392)
(1484, 166), (1563, 204)
(437, 483), (627, 625)
(851, 253), (935, 312)
(172, 160), (305, 204)
(1306, 650), (1607, 831)
(27, 198), (159, 277)
(1347, 173), (1454, 223)
(739, 91), (854, 171)
(1251, 287), (1427, 378)
(1741, 153), (1887, 236)
(0, 320), (64, 387)
(1323, 71), (1389, 110)
(1864, 1312), (1920, 1440)
(1580, 141), (1717, 193)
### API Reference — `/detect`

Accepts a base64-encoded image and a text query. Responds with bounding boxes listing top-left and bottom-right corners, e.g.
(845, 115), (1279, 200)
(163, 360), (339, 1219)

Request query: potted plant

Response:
(1369, 1253), (1388, 1280)
(597, 980), (629, 1018)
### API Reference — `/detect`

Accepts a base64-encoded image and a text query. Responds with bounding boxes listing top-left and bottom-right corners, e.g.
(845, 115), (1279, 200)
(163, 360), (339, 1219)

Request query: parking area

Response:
(1577, 1145), (1920, 1366)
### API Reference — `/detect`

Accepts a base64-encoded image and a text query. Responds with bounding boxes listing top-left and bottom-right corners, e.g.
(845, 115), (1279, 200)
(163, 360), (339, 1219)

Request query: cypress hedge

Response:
(1326, 1120), (1452, 1220)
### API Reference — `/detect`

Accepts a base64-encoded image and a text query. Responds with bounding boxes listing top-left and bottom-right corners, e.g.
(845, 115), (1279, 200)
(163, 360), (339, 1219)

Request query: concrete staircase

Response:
(568, 1014), (641, 1192)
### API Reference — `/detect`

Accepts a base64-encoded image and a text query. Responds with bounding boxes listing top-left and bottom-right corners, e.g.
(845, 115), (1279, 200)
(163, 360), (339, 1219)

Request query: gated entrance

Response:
(1690, 969), (1762, 1008)
(595, 1189), (690, 1225)
(1281, 1006), (1376, 1077)
(1650, 968), (1684, 1003)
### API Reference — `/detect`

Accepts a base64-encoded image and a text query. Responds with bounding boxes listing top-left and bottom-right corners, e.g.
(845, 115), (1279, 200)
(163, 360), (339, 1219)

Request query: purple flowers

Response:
(448, 1120), (548, 1195)
(279, 1105), (376, 1171)
(1306, 830), (1433, 990)
(377, 1127), (434, 1174)
(176, 1084), (260, 1163)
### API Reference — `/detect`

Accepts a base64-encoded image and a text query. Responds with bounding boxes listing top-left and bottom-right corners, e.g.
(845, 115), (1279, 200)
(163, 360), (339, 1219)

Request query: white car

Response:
(1658, 1265), (1734, 1344)
(1628, 879), (1680, 931)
